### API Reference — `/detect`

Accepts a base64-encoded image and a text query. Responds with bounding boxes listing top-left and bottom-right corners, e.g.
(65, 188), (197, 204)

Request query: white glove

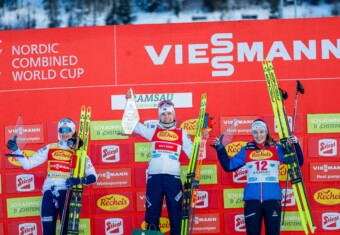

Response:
(288, 135), (298, 144)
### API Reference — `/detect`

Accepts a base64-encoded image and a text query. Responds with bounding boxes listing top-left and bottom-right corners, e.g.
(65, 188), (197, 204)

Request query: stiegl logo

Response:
(101, 145), (120, 163)
(196, 191), (208, 208)
(105, 218), (123, 235)
(145, 33), (340, 77)
(319, 139), (337, 156)
(233, 166), (247, 183)
(18, 223), (37, 235)
(281, 189), (295, 207)
(322, 212), (340, 230)
(234, 214), (246, 232)
(16, 174), (35, 192)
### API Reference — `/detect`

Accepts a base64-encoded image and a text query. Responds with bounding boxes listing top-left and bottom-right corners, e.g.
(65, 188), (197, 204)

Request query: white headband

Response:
(252, 120), (268, 133)
(158, 103), (175, 116)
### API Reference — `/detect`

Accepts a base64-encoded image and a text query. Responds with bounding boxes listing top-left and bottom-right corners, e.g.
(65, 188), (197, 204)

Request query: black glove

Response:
(67, 137), (83, 149)
(66, 177), (81, 188)
(7, 135), (18, 151)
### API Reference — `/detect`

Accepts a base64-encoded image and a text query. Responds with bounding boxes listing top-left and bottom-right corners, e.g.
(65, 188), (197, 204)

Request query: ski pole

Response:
(292, 80), (304, 133)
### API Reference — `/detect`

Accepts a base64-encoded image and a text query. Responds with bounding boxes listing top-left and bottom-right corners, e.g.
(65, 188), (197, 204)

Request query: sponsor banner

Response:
(279, 211), (305, 231)
(90, 144), (130, 164)
(5, 172), (45, 193)
(56, 219), (91, 235)
(281, 188), (296, 207)
(307, 114), (340, 133)
(134, 167), (148, 188)
(310, 162), (340, 182)
(181, 164), (218, 185)
(4, 124), (44, 144)
(8, 221), (41, 235)
(111, 92), (193, 110)
(0, 26), (115, 90)
(308, 137), (340, 157)
(0, 175), (1, 195)
(224, 211), (304, 233)
(94, 217), (133, 235)
(136, 189), (219, 212)
(134, 142), (152, 162)
(191, 213), (220, 234)
(315, 211), (340, 231)
(224, 213), (246, 233)
(311, 187), (340, 206)
(5, 149), (41, 168)
(138, 216), (171, 234)
(223, 188), (244, 209)
(220, 116), (258, 136)
(95, 192), (132, 213)
(6, 196), (41, 218)
(263, 114), (303, 134)
(179, 117), (217, 137)
(90, 120), (128, 140)
(94, 168), (131, 189)
(136, 191), (166, 212)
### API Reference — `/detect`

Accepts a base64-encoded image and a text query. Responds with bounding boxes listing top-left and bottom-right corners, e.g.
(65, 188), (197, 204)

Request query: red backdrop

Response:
(0, 17), (340, 235)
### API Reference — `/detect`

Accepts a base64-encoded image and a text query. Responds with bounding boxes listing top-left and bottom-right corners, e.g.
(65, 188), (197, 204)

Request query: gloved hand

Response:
(211, 136), (223, 149)
(288, 135), (298, 144)
(66, 177), (81, 188)
(7, 135), (18, 151)
(67, 137), (83, 149)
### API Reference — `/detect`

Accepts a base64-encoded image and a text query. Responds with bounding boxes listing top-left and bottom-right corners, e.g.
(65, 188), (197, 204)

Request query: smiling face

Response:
(252, 128), (267, 144)
(159, 111), (175, 124)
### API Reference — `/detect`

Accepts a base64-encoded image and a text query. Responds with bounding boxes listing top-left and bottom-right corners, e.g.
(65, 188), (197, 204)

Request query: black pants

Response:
(145, 174), (183, 235)
(244, 200), (282, 235)
(41, 189), (70, 235)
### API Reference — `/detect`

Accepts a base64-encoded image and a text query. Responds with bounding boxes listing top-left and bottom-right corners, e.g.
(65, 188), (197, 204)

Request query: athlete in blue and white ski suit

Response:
(133, 100), (192, 235)
(213, 119), (304, 235)
(7, 118), (97, 235)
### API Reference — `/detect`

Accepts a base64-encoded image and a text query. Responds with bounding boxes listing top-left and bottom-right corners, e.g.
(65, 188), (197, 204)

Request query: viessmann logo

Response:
(105, 218), (123, 235)
(314, 188), (340, 205)
(145, 33), (340, 77)
(97, 194), (129, 211)
(101, 145), (120, 163)
(249, 150), (272, 160)
(319, 139), (337, 156)
(18, 223), (37, 235)
(16, 174), (35, 192)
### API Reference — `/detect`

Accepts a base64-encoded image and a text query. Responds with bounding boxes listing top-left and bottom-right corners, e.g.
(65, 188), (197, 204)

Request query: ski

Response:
(64, 106), (91, 235)
(181, 93), (208, 235)
(262, 60), (315, 234)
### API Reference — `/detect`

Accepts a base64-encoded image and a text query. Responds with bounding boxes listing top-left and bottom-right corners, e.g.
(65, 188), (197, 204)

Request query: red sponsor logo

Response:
(16, 174), (35, 192)
(49, 161), (70, 172)
(102, 145), (120, 163)
(319, 139), (337, 156)
(196, 191), (208, 208)
(18, 223), (37, 235)
(322, 212), (340, 230)
(235, 214), (246, 232)
(281, 189), (295, 206)
(233, 166), (247, 183)
(155, 142), (177, 152)
(105, 218), (123, 234)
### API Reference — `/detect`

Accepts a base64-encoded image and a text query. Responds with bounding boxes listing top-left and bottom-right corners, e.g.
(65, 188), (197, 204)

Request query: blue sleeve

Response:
(215, 145), (246, 172)
(294, 142), (304, 166)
